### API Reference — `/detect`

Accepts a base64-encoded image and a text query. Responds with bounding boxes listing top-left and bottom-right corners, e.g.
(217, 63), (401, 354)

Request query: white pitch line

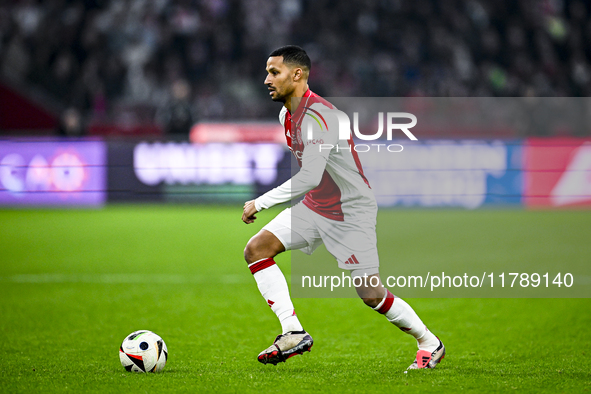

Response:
(0, 273), (250, 284)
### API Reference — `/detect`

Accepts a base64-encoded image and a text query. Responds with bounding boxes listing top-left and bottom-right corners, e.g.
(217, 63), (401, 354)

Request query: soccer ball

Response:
(119, 330), (168, 373)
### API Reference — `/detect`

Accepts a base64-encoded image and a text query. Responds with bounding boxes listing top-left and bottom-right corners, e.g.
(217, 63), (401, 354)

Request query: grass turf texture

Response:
(0, 206), (590, 393)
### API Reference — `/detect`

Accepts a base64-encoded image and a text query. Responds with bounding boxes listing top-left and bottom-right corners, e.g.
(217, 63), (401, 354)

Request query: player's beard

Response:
(271, 91), (287, 103)
(270, 84), (295, 103)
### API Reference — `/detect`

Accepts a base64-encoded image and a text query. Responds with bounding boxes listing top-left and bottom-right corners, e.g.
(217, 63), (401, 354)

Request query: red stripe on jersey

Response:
(377, 290), (395, 314)
(303, 170), (344, 221)
(351, 254), (360, 264)
(292, 89), (334, 125)
(347, 138), (371, 188)
(249, 258), (276, 275)
(304, 106), (329, 130)
(285, 110), (292, 149)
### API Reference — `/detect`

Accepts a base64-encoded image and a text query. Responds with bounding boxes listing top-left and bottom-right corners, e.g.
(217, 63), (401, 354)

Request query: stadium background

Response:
(1, 0), (590, 392)
(1, 0), (590, 207)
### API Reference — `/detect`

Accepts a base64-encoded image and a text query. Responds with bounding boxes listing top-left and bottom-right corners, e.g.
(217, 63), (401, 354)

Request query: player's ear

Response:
(293, 67), (303, 82)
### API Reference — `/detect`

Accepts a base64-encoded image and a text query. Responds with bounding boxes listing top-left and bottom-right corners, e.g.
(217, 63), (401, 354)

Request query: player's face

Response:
(264, 56), (295, 102)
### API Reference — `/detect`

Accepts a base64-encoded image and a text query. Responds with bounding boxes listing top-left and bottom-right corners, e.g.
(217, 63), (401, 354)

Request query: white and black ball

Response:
(119, 330), (168, 373)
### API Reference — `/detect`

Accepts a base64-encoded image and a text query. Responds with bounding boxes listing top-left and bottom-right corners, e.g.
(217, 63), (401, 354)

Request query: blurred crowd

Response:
(1, 0), (590, 127)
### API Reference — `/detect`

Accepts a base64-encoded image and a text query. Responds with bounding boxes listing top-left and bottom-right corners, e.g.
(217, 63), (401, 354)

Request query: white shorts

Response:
(262, 202), (380, 275)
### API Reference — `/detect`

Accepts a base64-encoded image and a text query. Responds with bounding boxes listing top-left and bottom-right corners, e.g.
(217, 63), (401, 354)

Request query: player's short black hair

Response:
(269, 45), (311, 72)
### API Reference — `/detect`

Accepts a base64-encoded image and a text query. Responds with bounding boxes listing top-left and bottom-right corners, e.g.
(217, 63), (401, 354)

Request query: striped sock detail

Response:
(376, 290), (395, 314)
(248, 258), (276, 275)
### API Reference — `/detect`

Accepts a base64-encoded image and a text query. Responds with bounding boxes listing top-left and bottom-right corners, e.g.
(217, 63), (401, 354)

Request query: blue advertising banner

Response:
(483, 141), (523, 205)
(0, 139), (106, 206)
(361, 140), (523, 209)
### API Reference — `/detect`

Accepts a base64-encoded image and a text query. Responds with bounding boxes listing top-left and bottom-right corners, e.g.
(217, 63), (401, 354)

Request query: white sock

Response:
(249, 258), (303, 334)
(373, 289), (439, 352)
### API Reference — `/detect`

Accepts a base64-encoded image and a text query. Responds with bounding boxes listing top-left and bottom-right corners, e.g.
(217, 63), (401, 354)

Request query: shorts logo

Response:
(344, 254), (360, 265)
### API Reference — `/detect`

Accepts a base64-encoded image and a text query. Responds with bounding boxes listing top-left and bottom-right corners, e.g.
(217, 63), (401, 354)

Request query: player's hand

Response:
(242, 200), (258, 224)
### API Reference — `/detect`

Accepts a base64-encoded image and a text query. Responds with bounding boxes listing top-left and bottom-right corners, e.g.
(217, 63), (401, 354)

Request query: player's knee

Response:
(244, 234), (272, 264)
(244, 231), (285, 265)
(361, 297), (382, 308)
(243, 238), (258, 264)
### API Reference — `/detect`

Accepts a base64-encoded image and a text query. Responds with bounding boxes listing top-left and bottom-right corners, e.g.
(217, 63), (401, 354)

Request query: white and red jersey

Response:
(255, 89), (377, 221)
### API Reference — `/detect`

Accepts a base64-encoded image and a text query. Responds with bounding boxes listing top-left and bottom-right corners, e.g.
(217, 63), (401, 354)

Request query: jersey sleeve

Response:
(254, 106), (343, 211)
(278, 107), (288, 127)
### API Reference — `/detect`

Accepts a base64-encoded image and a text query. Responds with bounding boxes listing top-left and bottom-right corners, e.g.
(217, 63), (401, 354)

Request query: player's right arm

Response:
(252, 106), (339, 212)
(253, 155), (327, 211)
(242, 105), (342, 223)
(242, 199), (258, 224)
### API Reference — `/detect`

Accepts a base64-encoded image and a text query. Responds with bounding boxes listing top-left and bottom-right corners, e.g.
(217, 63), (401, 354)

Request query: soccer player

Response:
(242, 45), (445, 369)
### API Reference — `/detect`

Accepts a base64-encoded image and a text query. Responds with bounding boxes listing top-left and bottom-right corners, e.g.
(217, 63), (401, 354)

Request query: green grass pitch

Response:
(0, 206), (590, 393)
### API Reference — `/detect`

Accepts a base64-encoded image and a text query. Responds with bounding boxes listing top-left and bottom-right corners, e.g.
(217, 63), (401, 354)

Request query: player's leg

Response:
(244, 229), (285, 264)
(353, 272), (445, 370)
(244, 228), (303, 334)
(244, 207), (315, 365)
(318, 214), (445, 370)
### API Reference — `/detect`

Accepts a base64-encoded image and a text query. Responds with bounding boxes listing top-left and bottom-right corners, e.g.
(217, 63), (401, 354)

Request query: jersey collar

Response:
(290, 88), (313, 126)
